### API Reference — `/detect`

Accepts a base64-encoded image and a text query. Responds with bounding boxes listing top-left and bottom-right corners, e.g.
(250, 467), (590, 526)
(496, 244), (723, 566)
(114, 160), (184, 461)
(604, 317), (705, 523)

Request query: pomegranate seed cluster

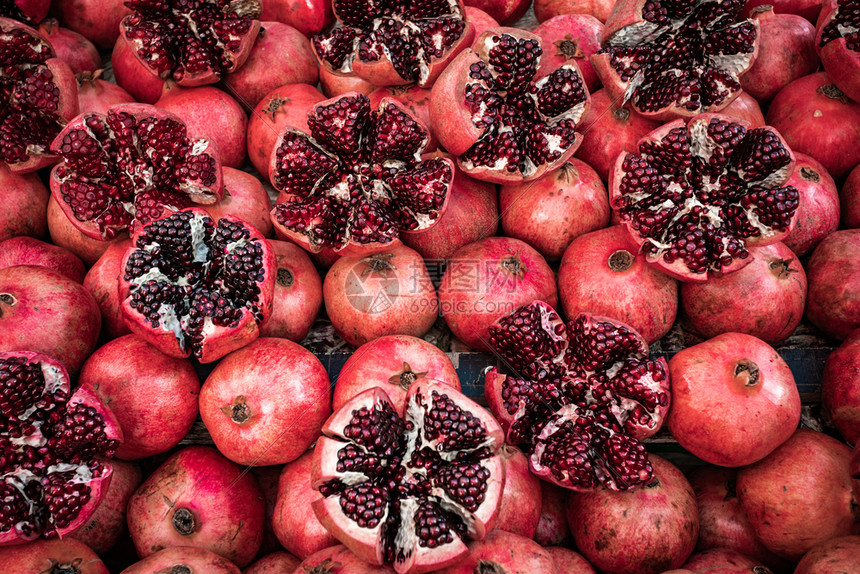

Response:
(613, 115), (799, 278)
(270, 93), (452, 253)
(819, 0), (860, 51)
(487, 301), (670, 491)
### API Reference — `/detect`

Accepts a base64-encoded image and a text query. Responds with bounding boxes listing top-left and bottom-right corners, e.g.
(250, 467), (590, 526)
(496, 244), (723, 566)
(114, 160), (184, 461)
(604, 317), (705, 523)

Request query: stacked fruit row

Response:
(0, 0), (859, 572)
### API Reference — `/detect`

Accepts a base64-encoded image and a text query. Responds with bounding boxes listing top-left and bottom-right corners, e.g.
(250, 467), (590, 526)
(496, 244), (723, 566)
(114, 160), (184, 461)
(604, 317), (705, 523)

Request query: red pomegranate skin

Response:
(111, 35), (165, 104)
(244, 551), (302, 574)
(822, 330), (860, 446)
(680, 242), (807, 344)
(737, 428), (859, 561)
(464, 6), (500, 37)
(439, 237), (558, 351)
(682, 548), (768, 571)
(0, 164), (49, 241)
(544, 547), (596, 573)
(76, 74), (136, 115)
(82, 239), (133, 339)
(258, 240), (323, 342)
(273, 450), (338, 560)
(0, 265), (100, 373)
(496, 445), (543, 539)
(500, 159), (610, 261)
(80, 334), (201, 459)
(0, 538), (109, 573)
(533, 14), (604, 93)
(558, 225), (678, 344)
(290, 545), (396, 573)
(534, 481), (571, 547)
(38, 19), (101, 75)
(794, 535), (860, 574)
(0, 236), (85, 282)
(436, 530), (560, 573)
(463, 0), (531, 24)
(843, 164), (860, 229)
(200, 338), (332, 466)
(741, 0), (823, 22)
(51, 0), (131, 49)
(204, 167), (273, 238)
(318, 67), (378, 98)
(781, 153), (840, 257)
(534, 0), (615, 22)
(120, 546), (241, 574)
(720, 90), (766, 127)
(567, 455), (699, 574)
(47, 194), (122, 266)
(332, 334), (461, 415)
(805, 229), (860, 340)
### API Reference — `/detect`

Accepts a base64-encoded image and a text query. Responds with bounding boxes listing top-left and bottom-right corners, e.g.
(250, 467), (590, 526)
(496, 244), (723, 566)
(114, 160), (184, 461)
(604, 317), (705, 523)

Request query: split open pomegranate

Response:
(817, 0), (860, 103)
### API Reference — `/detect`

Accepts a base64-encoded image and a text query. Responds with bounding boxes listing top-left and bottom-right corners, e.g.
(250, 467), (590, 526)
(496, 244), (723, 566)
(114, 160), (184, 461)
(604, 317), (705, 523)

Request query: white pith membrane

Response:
(601, 0), (757, 115)
(315, 385), (502, 573)
(615, 115), (798, 277)
(487, 301), (670, 491)
(459, 33), (588, 178)
(270, 95), (452, 253)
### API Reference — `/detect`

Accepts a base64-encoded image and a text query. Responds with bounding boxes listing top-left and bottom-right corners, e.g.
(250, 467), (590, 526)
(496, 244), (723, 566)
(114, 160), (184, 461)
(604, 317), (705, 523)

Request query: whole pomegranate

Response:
(781, 153), (840, 257)
(311, 383), (505, 573)
(567, 455), (699, 574)
(736, 428), (859, 561)
(739, 6), (818, 102)
(722, 91), (767, 127)
(794, 536), (860, 574)
(822, 331), (860, 445)
(439, 237), (557, 351)
(0, 0), (49, 24)
(534, 0), (615, 22)
(534, 482), (571, 546)
(544, 547), (597, 573)
(260, 0), (334, 36)
(76, 71), (137, 115)
(80, 335), (201, 459)
(805, 229), (860, 339)
(558, 225), (678, 344)
(290, 545), (396, 574)
(0, 165), (49, 241)
(273, 451), (338, 560)
(318, 66), (377, 98)
(258, 240), (323, 342)
(463, 0), (531, 24)
(485, 301), (671, 491)
(464, 6), (500, 36)
(127, 446), (265, 567)
(0, 236), (85, 283)
(496, 445), (543, 539)
(199, 338), (332, 466)
(842, 164), (860, 228)
(332, 334), (461, 415)
(816, 0), (860, 103)
(0, 538), (108, 573)
(46, 195), (120, 266)
(324, 246), (438, 347)
(52, 0), (130, 49)
(680, 242), (807, 344)
(111, 35), (165, 104)
(435, 530), (559, 573)
(245, 552), (302, 574)
(37, 19), (101, 75)
(82, 239), (133, 339)
(499, 159), (610, 261)
(120, 546), (241, 574)
(0, 265), (100, 373)
(766, 72), (860, 181)
(532, 14), (604, 92)
(203, 167), (273, 237)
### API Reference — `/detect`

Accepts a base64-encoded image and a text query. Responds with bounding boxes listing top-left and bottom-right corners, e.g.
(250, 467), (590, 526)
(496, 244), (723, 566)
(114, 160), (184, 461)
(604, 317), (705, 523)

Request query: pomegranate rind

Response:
(816, 0), (860, 103)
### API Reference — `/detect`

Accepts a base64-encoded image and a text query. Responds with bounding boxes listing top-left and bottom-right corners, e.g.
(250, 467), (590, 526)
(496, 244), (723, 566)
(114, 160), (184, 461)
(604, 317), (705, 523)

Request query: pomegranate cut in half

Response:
(0, 351), (122, 544)
(816, 0), (860, 103)
(0, 17), (78, 174)
(485, 300), (671, 492)
(610, 114), (800, 281)
(431, 28), (590, 184)
(269, 93), (453, 257)
(120, 0), (262, 86)
(49, 103), (223, 241)
(312, 382), (505, 574)
(119, 208), (275, 363)
(312, 0), (474, 87)
(593, 0), (759, 120)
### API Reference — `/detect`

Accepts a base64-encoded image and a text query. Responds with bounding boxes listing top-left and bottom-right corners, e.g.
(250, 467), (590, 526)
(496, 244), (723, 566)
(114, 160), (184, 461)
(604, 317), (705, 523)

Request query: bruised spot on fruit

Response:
(594, 527), (618, 550)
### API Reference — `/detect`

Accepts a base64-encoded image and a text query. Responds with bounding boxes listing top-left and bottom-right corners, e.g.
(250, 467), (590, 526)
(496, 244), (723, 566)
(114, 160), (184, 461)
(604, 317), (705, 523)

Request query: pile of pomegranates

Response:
(2, 0), (860, 571)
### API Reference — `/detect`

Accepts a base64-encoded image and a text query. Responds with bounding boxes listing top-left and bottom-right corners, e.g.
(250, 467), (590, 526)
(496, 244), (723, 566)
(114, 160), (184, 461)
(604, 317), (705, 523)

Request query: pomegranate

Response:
(534, 482), (571, 546)
(0, 17), (78, 174)
(0, 351), (121, 543)
(737, 428), (859, 561)
(269, 93), (453, 257)
(245, 551), (302, 574)
(464, 6), (500, 36)
(499, 159), (611, 261)
(37, 19), (101, 76)
(558, 225), (679, 344)
(794, 536), (860, 574)
(534, 15), (603, 93)
(46, 195), (119, 266)
(0, 0), (49, 24)
(817, 0), (860, 103)
(593, 0), (759, 120)
(76, 71), (137, 115)
(567, 455), (698, 573)
(842, 164), (860, 228)
(312, 0), (474, 88)
(545, 547), (596, 573)
(52, 0), (130, 49)
(766, 72), (860, 181)
(435, 530), (559, 573)
(118, 209), (276, 363)
(333, 334), (461, 416)
(80, 335), (201, 459)
(368, 85), (438, 151)
(273, 451), (338, 559)
(258, 240), (323, 341)
(121, 546), (241, 574)
(682, 548), (771, 572)
(128, 446), (265, 567)
(465, 0), (531, 23)
(205, 167), (273, 237)
(323, 246), (439, 347)
(155, 83), (248, 169)
(199, 337), (332, 466)
(485, 301), (671, 490)
(574, 88), (662, 184)
(82, 239), (133, 339)
(431, 28), (590, 184)
(721, 91), (766, 127)
(69, 460), (142, 554)
(290, 545), (396, 573)
(0, 236), (85, 283)
(739, 7), (818, 102)
(610, 114), (800, 281)
(0, 164), (49, 241)
(495, 445), (542, 539)
(822, 331), (860, 445)
(805, 229), (860, 339)
(535, 0), (616, 22)
(400, 162), (498, 262)
(439, 237), (558, 351)
(781, 153), (840, 257)
(311, 383), (505, 573)
(0, 538), (108, 573)
(742, 0), (822, 21)
(260, 0), (334, 36)
(246, 83), (326, 177)
(111, 35), (165, 104)
(680, 242), (807, 344)
(0, 265), (100, 373)
(319, 66), (378, 98)
(222, 21), (319, 110)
